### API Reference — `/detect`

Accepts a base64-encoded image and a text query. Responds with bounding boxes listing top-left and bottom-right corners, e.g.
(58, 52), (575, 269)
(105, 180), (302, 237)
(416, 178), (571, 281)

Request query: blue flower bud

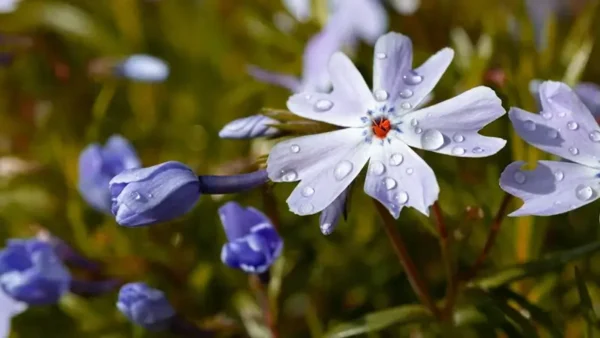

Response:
(115, 54), (169, 82)
(78, 135), (141, 213)
(319, 188), (349, 235)
(218, 114), (280, 139)
(117, 282), (175, 331)
(219, 202), (283, 274)
(0, 239), (71, 305)
(109, 161), (201, 227)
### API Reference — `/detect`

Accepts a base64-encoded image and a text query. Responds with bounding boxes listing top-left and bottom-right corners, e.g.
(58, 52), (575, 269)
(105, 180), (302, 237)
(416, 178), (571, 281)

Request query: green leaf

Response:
(473, 241), (600, 289)
(323, 304), (434, 338)
(233, 292), (271, 338)
(574, 266), (598, 337)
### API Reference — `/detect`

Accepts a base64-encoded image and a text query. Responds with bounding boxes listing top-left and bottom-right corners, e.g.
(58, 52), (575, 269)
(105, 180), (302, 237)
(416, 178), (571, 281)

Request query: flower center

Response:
(371, 117), (392, 139)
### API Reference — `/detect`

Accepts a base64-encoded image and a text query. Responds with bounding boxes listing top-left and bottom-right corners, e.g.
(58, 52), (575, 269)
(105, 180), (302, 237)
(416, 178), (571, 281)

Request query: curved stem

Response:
(431, 202), (455, 320)
(373, 199), (441, 319)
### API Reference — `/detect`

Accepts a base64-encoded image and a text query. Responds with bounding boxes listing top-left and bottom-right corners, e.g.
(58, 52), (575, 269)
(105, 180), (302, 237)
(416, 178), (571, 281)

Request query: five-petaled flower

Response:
(267, 32), (507, 218)
(219, 202), (283, 274)
(500, 81), (600, 216)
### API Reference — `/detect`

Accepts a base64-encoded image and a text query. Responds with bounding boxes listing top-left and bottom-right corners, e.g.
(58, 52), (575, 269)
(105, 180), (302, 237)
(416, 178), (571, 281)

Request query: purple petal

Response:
(363, 140), (439, 218)
(509, 81), (600, 168)
(0, 287), (26, 338)
(218, 114), (280, 139)
(218, 202), (270, 241)
(319, 187), (349, 235)
(247, 66), (301, 92)
(332, 0), (388, 45)
(288, 52), (374, 128)
(102, 135), (141, 173)
(301, 24), (348, 92)
(372, 32), (454, 110)
(574, 82), (600, 119)
(78, 144), (112, 212)
(282, 0), (311, 22)
(499, 160), (600, 216)
(267, 128), (370, 215)
(397, 86), (506, 157)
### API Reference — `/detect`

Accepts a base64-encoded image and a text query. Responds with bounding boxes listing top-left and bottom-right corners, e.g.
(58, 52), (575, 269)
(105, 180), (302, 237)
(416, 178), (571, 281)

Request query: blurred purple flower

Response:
(115, 54), (169, 83)
(267, 32), (506, 218)
(117, 282), (175, 331)
(78, 135), (141, 213)
(0, 239), (71, 305)
(109, 161), (201, 227)
(0, 287), (26, 338)
(501, 81), (600, 216)
(219, 202), (283, 274)
(218, 114), (280, 139)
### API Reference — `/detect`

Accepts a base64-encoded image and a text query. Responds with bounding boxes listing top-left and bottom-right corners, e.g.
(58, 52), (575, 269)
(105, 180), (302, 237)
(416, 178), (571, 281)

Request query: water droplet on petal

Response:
(334, 161), (353, 180)
(567, 121), (579, 130)
(290, 144), (300, 153)
(554, 170), (564, 182)
(131, 191), (141, 200)
(523, 120), (536, 131)
(395, 191), (409, 204)
(414, 127), (423, 134)
(403, 71), (423, 85)
(390, 153), (404, 166)
(410, 119), (418, 127)
(421, 129), (445, 150)
(541, 112), (552, 119)
(370, 161), (386, 176)
(374, 90), (389, 101)
(401, 102), (412, 109)
(376, 52), (387, 59)
(558, 111), (566, 118)
(513, 171), (526, 184)
(320, 223), (334, 235)
(569, 147), (579, 155)
(302, 187), (315, 197)
(547, 129), (558, 139)
(453, 134), (465, 143)
(300, 203), (314, 213)
(147, 193), (153, 199)
(399, 89), (413, 98)
(305, 94), (311, 100)
(281, 170), (298, 182)
(384, 177), (397, 190)
(451, 147), (466, 155)
(472, 147), (484, 154)
(576, 184), (594, 201)
(590, 131), (600, 142)
(314, 99), (333, 112)
(406, 168), (414, 175)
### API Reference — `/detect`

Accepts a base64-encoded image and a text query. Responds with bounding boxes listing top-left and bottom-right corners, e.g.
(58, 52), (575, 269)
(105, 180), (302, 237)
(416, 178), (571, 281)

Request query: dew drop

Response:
(376, 52), (387, 59)
(374, 89), (389, 101)
(401, 102), (412, 109)
(334, 161), (353, 180)
(547, 129), (558, 139)
(147, 193), (153, 199)
(281, 170), (298, 182)
(390, 153), (404, 166)
(414, 127), (423, 134)
(472, 147), (484, 154)
(557, 111), (566, 118)
(513, 171), (526, 184)
(290, 144), (300, 153)
(314, 99), (333, 112)
(590, 131), (600, 142)
(403, 71), (423, 85)
(370, 161), (386, 176)
(451, 147), (466, 155)
(131, 191), (141, 200)
(399, 89), (413, 98)
(305, 94), (311, 100)
(300, 203), (314, 213)
(384, 177), (397, 190)
(567, 121), (579, 130)
(554, 170), (564, 182)
(395, 191), (409, 204)
(569, 147), (579, 155)
(453, 134), (465, 143)
(410, 119), (418, 127)
(541, 111), (552, 119)
(302, 187), (315, 197)
(406, 168), (414, 175)
(576, 184), (594, 201)
(421, 129), (445, 150)
(523, 120), (536, 131)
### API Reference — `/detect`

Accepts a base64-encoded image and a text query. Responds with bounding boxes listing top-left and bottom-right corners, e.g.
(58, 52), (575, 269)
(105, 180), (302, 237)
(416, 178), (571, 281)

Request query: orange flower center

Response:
(371, 117), (392, 139)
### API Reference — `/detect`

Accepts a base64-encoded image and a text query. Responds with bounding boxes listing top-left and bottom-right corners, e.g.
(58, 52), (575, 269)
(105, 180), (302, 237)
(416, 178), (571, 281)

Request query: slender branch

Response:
(373, 200), (441, 319)
(466, 193), (513, 280)
(431, 202), (455, 320)
(251, 275), (279, 338)
(261, 184), (281, 232)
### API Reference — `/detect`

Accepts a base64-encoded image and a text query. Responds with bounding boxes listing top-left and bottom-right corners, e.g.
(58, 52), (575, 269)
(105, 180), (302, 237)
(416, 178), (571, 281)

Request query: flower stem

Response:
(466, 193), (513, 280)
(373, 199), (441, 319)
(431, 202), (455, 320)
(261, 184), (281, 232)
(251, 275), (279, 338)
(198, 170), (268, 194)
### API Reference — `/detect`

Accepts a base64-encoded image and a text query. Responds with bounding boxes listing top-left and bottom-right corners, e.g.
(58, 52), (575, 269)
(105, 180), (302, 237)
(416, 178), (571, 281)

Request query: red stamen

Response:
(372, 117), (392, 139)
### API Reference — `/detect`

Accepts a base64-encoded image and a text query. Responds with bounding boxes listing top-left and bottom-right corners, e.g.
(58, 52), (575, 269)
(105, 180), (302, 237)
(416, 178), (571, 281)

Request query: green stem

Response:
(432, 202), (455, 320)
(373, 199), (441, 319)
(88, 81), (118, 141)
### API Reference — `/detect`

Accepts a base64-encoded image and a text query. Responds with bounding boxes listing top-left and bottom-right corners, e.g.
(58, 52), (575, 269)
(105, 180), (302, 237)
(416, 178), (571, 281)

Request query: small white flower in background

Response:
(115, 54), (169, 83)
(0, 287), (27, 338)
(267, 32), (506, 218)
(0, 0), (20, 14)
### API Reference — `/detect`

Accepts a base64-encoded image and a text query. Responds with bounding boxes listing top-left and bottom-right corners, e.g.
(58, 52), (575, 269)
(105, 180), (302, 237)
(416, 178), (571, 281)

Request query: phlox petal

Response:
(319, 187), (349, 235)
(247, 65), (301, 92)
(500, 161), (600, 216)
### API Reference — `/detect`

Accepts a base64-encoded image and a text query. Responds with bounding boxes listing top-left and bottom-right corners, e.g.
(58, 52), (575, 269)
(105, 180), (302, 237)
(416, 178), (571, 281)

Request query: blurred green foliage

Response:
(2, 0), (600, 337)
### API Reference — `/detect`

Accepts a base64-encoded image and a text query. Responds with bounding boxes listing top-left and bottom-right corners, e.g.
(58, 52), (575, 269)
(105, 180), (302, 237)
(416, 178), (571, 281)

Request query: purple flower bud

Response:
(117, 282), (175, 331)
(78, 135), (141, 213)
(219, 202), (283, 274)
(218, 114), (281, 139)
(0, 239), (71, 305)
(115, 54), (169, 83)
(319, 188), (349, 235)
(109, 161), (201, 227)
